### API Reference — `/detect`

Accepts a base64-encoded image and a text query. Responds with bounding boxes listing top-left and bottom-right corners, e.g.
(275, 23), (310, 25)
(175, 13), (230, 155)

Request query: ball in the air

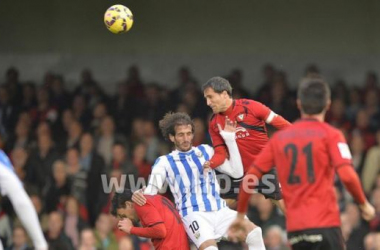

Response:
(104, 5), (133, 34)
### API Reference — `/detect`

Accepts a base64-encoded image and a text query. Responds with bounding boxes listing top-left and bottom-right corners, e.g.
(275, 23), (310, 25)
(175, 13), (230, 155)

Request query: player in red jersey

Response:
(111, 189), (189, 250)
(229, 78), (375, 249)
(202, 76), (291, 209)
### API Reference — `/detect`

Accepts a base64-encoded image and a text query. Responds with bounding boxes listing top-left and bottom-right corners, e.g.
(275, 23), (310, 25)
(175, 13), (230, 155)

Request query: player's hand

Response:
(203, 161), (211, 176)
(132, 187), (146, 206)
(359, 201), (376, 221)
(228, 217), (247, 243)
(218, 117), (237, 142)
(223, 116), (237, 133)
(118, 218), (133, 234)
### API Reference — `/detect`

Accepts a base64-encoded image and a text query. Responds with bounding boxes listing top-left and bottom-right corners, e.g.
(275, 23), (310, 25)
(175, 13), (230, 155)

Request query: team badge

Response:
(237, 113), (245, 121)
(195, 232), (200, 239)
(196, 151), (203, 158)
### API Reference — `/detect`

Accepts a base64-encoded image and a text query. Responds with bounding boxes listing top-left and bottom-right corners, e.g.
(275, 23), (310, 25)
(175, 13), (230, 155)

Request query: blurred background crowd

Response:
(0, 64), (380, 250)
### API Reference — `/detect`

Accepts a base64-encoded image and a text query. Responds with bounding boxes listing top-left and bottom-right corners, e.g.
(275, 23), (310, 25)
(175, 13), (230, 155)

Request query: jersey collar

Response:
(221, 100), (235, 116)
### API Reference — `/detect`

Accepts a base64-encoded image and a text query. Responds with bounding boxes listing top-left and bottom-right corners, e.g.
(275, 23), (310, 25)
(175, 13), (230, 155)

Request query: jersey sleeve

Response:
(247, 100), (271, 121)
(208, 120), (228, 168)
(145, 157), (166, 195)
(328, 130), (353, 169)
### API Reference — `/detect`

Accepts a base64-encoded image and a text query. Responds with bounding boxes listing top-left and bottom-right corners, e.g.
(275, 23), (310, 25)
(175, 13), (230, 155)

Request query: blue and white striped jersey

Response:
(147, 144), (227, 217)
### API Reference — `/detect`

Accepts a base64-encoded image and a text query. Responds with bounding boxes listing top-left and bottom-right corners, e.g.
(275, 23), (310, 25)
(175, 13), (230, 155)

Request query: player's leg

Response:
(181, 211), (218, 249)
(215, 207), (265, 250)
(320, 227), (345, 250)
(271, 199), (286, 214)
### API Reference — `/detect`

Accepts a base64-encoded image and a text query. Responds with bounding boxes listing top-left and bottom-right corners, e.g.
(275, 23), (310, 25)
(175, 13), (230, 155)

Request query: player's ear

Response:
(296, 99), (302, 111)
(326, 99), (331, 110)
(125, 201), (133, 209)
(169, 134), (175, 143)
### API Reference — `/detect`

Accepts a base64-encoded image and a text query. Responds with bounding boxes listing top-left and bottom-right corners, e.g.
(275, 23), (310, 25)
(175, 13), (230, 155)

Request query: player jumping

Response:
(202, 76), (291, 209)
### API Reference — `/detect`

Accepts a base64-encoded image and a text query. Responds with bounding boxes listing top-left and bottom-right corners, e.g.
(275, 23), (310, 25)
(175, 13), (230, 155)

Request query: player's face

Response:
(117, 202), (139, 223)
(203, 87), (229, 113)
(170, 124), (193, 152)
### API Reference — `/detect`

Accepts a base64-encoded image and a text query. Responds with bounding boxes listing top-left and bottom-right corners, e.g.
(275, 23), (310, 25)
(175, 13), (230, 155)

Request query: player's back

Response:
(138, 195), (189, 250)
(270, 118), (347, 231)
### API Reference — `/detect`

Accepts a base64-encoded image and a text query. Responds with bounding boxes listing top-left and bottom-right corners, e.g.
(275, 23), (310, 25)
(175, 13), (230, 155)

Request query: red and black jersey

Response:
(209, 99), (290, 172)
(133, 195), (189, 250)
(237, 119), (366, 232)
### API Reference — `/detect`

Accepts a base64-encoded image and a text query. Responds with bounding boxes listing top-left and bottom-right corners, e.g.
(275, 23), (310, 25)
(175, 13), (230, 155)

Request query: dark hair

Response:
(202, 76), (233, 97)
(159, 112), (194, 140)
(297, 78), (331, 115)
(110, 189), (133, 217)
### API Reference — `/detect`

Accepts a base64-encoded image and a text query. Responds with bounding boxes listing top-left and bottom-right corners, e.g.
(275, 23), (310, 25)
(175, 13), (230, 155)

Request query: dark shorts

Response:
(288, 227), (345, 250)
(215, 168), (282, 200)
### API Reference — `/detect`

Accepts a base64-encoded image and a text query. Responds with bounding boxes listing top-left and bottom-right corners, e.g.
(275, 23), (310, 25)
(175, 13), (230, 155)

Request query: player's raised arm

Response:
(215, 117), (244, 179)
(207, 119), (228, 168)
(0, 158), (48, 250)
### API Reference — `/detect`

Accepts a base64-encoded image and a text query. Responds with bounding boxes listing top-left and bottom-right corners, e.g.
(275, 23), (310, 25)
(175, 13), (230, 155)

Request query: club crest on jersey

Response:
(194, 232), (200, 239)
(236, 113), (245, 121)
(196, 151), (203, 158)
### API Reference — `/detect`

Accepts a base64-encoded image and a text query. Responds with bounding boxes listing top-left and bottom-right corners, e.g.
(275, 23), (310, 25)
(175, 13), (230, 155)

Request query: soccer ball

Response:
(104, 5), (133, 34)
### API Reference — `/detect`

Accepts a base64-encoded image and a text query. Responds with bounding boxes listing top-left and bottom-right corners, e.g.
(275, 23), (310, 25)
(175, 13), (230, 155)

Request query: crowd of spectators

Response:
(0, 64), (379, 250)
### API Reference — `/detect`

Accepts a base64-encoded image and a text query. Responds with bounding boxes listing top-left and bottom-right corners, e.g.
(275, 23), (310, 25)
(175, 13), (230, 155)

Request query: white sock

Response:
(246, 227), (266, 250)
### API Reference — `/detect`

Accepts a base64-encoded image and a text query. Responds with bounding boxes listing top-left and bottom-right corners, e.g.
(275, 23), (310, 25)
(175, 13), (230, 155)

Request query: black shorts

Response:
(288, 227), (345, 250)
(215, 168), (282, 200)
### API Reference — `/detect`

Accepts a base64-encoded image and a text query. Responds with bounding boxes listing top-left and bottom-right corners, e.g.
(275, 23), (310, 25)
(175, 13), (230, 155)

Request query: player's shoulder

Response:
(0, 150), (13, 171)
(195, 144), (213, 155)
(320, 122), (345, 138)
(152, 155), (169, 168)
(235, 98), (262, 107)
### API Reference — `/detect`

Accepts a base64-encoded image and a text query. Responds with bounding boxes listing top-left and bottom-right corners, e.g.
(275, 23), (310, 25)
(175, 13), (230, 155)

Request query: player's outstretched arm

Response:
(215, 117), (244, 179)
(0, 165), (48, 250)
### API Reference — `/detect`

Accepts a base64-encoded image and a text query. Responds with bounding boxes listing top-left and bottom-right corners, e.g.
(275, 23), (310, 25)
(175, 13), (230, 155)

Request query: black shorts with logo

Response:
(216, 168), (282, 200)
(288, 227), (345, 250)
